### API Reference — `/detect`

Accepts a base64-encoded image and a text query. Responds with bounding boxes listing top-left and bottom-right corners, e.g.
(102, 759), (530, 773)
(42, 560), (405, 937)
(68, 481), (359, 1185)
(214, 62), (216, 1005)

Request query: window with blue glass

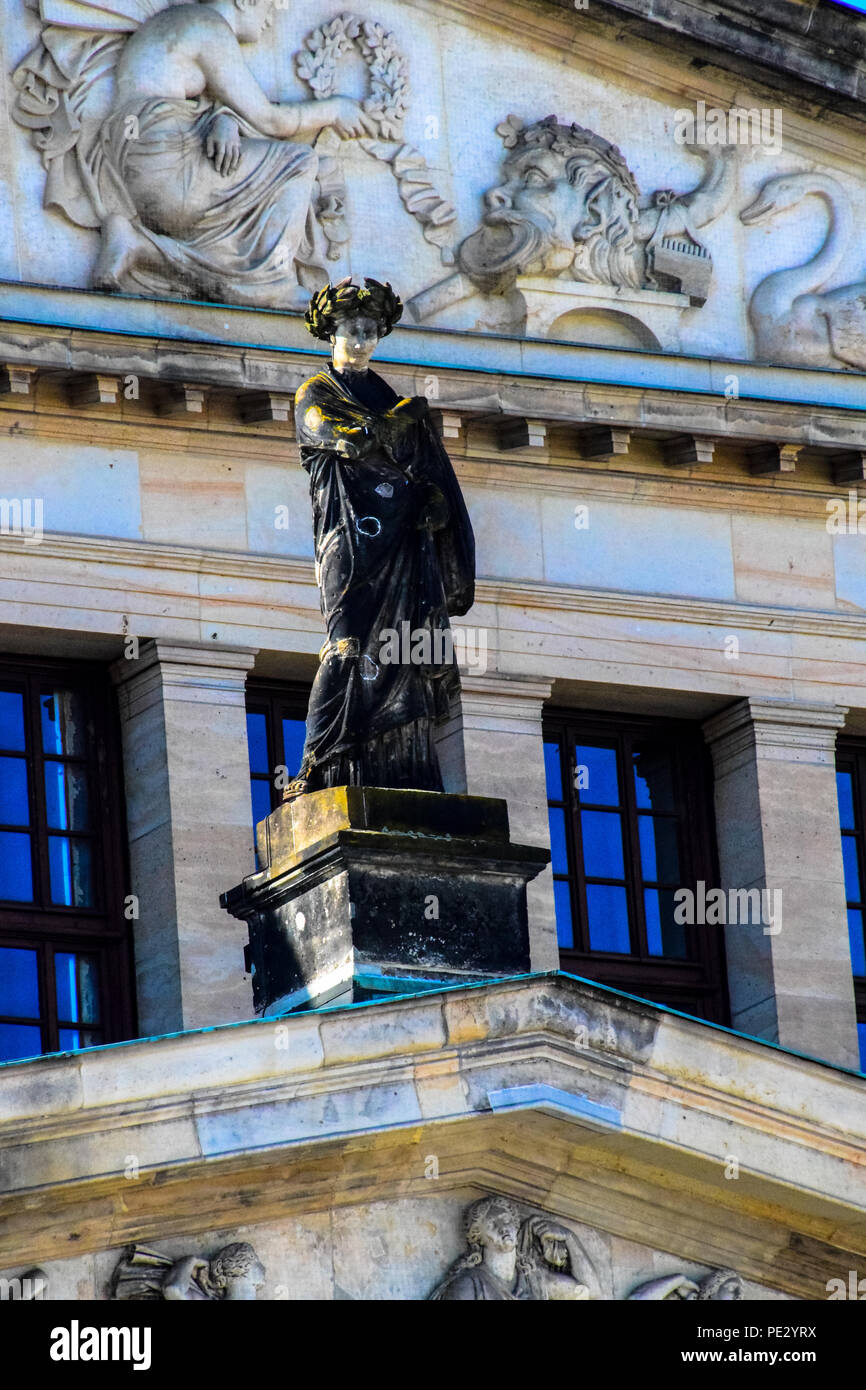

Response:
(245, 682), (309, 864)
(544, 712), (727, 1022)
(835, 744), (866, 1071)
(0, 662), (132, 1063)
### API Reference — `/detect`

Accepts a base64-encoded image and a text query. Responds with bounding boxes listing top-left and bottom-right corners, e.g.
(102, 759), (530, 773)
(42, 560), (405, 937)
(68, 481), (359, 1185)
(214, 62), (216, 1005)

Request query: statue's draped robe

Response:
(428, 1264), (518, 1300)
(95, 98), (325, 304)
(294, 364), (475, 792)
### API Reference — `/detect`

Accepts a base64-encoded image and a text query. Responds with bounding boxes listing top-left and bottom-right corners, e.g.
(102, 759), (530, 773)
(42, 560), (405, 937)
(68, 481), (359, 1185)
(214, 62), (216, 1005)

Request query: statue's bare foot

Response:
(93, 215), (151, 292)
(281, 773), (312, 804)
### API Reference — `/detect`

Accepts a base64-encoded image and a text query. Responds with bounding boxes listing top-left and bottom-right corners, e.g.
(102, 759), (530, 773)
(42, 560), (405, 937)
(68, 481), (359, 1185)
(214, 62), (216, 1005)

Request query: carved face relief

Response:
(471, 1197), (520, 1253)
(458, 127), (643, 294)
(223, 1258), (266, 1300)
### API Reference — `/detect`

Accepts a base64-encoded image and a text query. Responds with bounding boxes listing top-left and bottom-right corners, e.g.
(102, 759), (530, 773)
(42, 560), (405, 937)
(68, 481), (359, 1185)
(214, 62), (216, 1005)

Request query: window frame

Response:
(544, 707), (728, 1024)
(245, 678), (310, 820)
(0, 656), (135, 1059)
(835, 738), (866, 1053)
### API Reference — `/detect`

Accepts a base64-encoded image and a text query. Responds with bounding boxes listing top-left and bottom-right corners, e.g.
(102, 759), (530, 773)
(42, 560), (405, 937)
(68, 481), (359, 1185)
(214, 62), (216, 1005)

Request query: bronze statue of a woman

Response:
(284, 277), (475, 800)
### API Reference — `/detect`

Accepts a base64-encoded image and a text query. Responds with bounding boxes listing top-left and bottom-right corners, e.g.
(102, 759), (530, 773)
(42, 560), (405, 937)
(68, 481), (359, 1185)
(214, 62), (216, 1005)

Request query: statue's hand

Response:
(321, 96), (379, 139)
(206, 114), (242, 177)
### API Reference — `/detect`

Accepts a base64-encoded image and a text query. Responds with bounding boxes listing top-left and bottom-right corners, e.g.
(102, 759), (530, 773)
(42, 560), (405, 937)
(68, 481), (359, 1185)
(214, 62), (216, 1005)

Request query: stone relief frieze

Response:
(427, 1196), (753, 1303)
(740, 172), (866, 372)
(408, 114), (737, 350)
(9, 6), (866, 371)
(11, 0), (453, 307)
(110, 1241), (265, 1300)
(1, 1215), (778, 1300)
(428, 1196), (598, 1300)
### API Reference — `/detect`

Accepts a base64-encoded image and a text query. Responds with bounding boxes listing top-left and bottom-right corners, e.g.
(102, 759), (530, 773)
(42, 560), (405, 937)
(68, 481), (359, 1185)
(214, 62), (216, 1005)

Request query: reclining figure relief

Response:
(12, 0), (373, 306)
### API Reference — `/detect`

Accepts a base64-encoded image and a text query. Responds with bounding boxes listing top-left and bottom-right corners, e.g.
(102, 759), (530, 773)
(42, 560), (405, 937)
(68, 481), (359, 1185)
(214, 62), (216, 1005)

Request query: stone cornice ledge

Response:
(0, 973), (863, 1294)
(553, 0), (866, 119)
(2, 532), (866, 647)
(2, 284), (866, 416)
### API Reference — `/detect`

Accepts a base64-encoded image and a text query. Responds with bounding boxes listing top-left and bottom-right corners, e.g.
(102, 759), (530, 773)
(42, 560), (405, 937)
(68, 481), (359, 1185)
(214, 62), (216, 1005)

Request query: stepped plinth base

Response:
(220, 786), (550, 1014)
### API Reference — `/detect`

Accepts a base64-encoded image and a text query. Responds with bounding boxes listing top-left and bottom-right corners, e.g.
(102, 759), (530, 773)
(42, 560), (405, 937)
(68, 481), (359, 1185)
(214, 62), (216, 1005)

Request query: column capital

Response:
(459, 673), (554, 736)
(111, 640), (259, 719)
(703, 697), (848, 775)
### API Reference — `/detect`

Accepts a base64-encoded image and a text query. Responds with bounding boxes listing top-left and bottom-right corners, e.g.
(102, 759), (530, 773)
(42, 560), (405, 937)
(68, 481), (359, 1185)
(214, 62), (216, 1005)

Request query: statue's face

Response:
(458, 141), (641, 292)
(478, 1202), (519, 1253)
(488, 149), (585, 261)
(330, 313), (381, 372)
(223, 1259), (266, 1300)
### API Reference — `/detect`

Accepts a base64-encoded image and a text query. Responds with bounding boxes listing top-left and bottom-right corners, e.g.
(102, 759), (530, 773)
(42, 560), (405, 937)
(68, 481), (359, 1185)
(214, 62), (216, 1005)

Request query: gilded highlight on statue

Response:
(284, 276), (475, 801)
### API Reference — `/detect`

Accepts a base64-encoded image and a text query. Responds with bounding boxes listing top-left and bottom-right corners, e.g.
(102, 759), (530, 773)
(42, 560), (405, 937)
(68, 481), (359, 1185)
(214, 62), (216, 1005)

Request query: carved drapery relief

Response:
(110, 1242), (265, 1301)
(428, 1196), (751, 1303)
(741, 172), (866, 372)
(11, 3), (455, 306)
(12, 0), (366, 306)
(408, 114), (737, 346)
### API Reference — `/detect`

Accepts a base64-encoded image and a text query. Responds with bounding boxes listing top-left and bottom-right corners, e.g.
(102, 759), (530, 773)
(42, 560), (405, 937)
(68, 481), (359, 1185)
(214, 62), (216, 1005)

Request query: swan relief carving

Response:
(740, 172), (866, 371)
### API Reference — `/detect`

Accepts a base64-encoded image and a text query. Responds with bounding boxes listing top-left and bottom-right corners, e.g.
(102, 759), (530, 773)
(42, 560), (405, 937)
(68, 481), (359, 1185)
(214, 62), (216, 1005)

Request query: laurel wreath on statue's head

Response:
(305, 276), (403, 340)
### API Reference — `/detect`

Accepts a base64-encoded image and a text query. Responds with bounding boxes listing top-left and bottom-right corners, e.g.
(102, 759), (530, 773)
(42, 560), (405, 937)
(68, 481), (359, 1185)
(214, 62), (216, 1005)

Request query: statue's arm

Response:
(296, 386), (410, 461)
(198, 23), (374, 141)
(627, 1274), (700, 1300)
(162, 1256), (209, 1300)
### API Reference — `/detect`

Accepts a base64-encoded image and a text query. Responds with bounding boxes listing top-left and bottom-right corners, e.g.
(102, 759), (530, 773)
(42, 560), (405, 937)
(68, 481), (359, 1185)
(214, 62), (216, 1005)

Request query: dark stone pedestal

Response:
(220, 786), (550, 1014)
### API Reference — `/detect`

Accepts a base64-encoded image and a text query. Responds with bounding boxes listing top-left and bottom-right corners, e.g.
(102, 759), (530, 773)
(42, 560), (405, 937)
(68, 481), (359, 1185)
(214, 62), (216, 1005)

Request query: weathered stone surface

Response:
(703, 698), (859, 1069)
(0, 974), (863, 1297)
(112, 640), (258, 1034)
(222, 787), (548, 1012)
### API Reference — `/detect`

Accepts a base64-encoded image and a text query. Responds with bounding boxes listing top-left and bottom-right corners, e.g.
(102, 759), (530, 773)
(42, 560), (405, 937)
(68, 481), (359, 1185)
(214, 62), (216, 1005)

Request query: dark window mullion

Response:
(38, 940), (57, 1055)
(565, 727), (591, 954)
(545, 729), (577, 953)
(621, 732), (647, 959)
(675, 746), (700, 967)
(25, 674), (49, 909)
(849, 751), (866, 980)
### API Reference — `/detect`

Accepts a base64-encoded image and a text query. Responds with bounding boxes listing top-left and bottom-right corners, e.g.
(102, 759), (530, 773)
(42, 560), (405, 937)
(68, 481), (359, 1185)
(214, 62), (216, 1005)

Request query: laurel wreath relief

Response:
(296, 13), (456, 262)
